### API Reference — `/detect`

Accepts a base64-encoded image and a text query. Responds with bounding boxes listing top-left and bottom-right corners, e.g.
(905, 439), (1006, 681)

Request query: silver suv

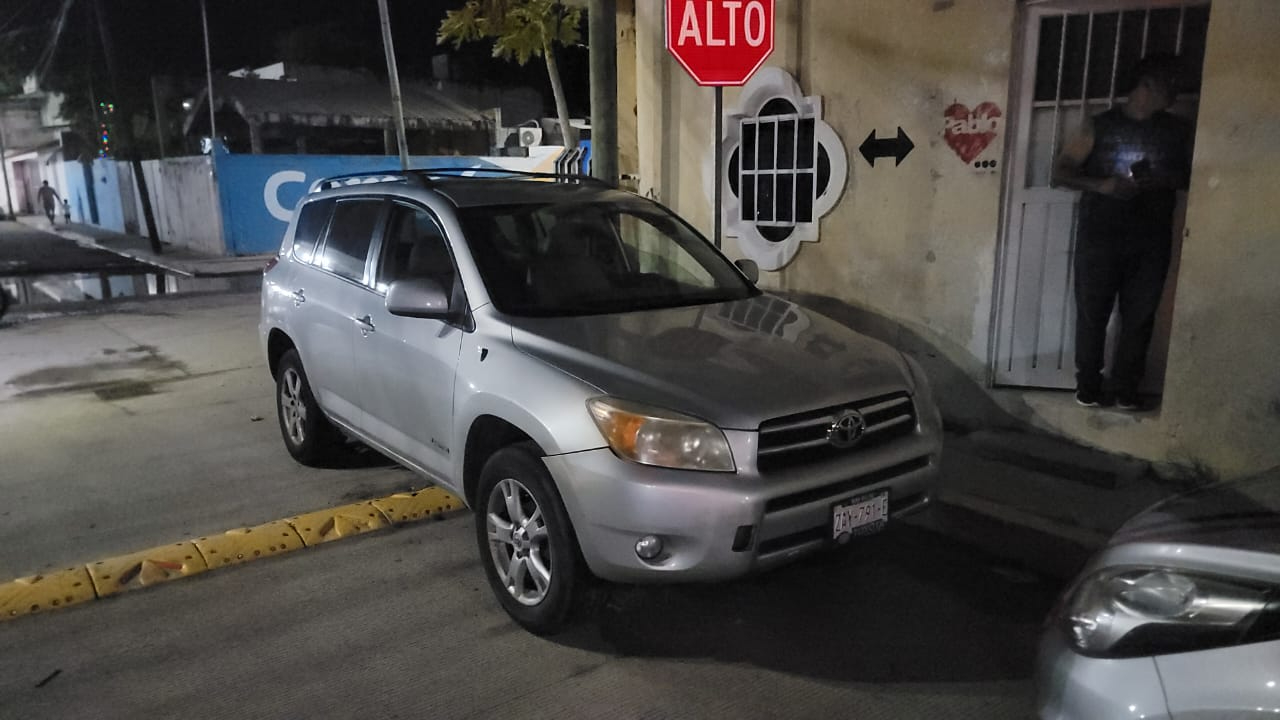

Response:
(260, 170), (942, 634)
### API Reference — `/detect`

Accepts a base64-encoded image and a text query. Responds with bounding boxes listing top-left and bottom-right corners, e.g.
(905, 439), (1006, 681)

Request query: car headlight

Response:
(1062, 567), (1273, 658)
(586, 397), (735, 472)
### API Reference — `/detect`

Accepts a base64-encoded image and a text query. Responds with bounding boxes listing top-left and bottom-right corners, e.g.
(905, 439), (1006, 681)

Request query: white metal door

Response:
(993, 1), (1209, 388)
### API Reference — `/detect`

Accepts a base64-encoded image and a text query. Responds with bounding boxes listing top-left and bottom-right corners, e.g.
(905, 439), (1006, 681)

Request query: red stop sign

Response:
(665, 0), (775, 86)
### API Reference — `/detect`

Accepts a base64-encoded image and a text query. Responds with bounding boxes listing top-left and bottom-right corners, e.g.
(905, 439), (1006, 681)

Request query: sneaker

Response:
(1115, 392), (1142, 411)
(1075, 388), (1104, 407)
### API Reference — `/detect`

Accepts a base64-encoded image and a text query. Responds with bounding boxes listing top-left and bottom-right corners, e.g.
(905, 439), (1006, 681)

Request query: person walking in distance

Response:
(1052, 55), (1192, 411)
(36, 181), (61, 226)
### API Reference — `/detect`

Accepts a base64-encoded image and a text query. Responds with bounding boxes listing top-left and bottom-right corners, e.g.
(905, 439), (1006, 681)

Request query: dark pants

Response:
(1073, 224), (1172, 396)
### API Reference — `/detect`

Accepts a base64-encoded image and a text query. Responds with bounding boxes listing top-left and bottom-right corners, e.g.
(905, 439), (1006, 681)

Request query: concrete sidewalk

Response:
(16, 215), (271, 278)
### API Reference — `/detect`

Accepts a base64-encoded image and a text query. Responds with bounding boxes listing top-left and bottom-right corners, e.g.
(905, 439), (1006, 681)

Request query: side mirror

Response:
(734, 258), (760, 284)
(386, 278), (451, 319)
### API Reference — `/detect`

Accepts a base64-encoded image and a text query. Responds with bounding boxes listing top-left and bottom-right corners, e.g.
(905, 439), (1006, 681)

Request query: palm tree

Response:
(438, 0), (582, 147)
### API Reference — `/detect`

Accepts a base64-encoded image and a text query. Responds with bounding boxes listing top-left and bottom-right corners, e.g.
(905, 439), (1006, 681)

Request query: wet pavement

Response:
(0, 221), (153, 277)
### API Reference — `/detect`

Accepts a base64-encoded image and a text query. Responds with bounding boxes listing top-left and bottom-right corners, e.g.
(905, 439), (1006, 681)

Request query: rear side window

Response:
(290, 198), (334, 264)
(316, 199), (383, 282)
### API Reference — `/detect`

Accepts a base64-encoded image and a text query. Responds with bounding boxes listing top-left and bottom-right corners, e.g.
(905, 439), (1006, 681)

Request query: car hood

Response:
(1111, 472), (1280, 554)
(506, 294), (911, 429)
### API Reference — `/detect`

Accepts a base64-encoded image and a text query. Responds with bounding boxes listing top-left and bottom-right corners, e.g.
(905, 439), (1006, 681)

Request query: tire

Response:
(275, 349), (341, 466)
(475, 445), (590, 635)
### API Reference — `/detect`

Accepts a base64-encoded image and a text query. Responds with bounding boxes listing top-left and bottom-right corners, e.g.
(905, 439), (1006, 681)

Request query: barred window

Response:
(734, 98), (829, 243)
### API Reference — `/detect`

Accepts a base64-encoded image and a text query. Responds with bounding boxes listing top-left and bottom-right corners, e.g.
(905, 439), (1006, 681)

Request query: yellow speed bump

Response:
(193, 520), (304, 569)
(369, 488), (462, 524)
(88, 542), (209, 597)
(0, 567), (97, 619)
(287, 502), (391, 547)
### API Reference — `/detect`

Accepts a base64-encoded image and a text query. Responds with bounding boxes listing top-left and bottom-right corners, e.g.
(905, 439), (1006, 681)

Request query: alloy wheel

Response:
(280, 367), (308, 446)
(486, 478), (552, 606)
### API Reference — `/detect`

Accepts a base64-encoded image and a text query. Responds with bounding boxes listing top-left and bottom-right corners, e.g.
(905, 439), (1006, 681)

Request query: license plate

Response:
(831, 491), (889, 543)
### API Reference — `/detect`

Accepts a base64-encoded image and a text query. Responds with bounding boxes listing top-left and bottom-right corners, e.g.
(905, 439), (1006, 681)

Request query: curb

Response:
(0, 487), (463, 623)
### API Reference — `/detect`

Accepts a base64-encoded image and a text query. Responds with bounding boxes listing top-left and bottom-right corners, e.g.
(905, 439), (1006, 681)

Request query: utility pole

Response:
(588, 0), (618, 184)
(92, 0), (162, 254)
(200, 0), (217, 149)
(150, 76), (166, 159)
(376, 0), (410, 170)
(0, 121), (14, 219)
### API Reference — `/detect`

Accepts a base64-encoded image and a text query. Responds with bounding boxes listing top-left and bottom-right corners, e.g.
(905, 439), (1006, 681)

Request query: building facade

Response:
(624, 0), (1280, 478)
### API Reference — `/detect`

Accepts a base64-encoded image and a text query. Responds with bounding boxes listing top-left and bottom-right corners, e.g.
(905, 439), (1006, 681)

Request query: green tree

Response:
(438, 0), (582, 146)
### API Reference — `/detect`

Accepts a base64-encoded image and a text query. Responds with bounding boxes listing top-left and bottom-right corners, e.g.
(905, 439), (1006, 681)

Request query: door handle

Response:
(354, 314), (376, 336)
(291, 289), (306, 306)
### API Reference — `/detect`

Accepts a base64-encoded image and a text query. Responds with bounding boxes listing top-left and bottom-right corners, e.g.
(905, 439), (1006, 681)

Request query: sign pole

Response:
(713, 86), (722, 249)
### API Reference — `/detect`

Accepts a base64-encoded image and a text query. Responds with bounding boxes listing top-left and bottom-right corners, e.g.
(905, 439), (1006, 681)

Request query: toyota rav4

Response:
(260, 169), (942, 634)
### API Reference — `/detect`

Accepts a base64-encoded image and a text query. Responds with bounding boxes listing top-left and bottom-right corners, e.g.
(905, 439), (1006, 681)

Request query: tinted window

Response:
(376, 205), (456, 293)
(317, 199), (382, 282)
(459, 199), (756, 317)
(290, 198), (334, 263)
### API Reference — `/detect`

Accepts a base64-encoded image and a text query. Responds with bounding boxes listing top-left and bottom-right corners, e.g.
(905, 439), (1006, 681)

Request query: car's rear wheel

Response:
(275, 349), (340, 465)
(475, 445), (589, 635)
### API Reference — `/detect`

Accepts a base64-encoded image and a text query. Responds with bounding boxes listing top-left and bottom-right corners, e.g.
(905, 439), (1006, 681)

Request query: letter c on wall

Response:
(264, 170), (307, 222)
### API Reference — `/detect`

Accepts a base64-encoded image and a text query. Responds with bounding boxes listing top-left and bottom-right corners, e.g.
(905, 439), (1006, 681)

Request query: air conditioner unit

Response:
(519, 126), (543, 148)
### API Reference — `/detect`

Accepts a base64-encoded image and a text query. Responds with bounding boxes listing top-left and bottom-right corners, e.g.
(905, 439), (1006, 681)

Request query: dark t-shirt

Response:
(1079, 107), (1192, 239)
(37, 186), (59, 209)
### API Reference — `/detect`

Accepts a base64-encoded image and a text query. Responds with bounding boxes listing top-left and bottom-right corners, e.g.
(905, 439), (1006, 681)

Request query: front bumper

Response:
(543, 430), (939, 584)
(1036, 631), (1171, 720)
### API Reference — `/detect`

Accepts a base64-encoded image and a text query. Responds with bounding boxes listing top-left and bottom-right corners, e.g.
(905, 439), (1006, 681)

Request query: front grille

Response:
(757, 392), (917, 472)
(755, 490), (929, 556)
(763, 456), (931, 513)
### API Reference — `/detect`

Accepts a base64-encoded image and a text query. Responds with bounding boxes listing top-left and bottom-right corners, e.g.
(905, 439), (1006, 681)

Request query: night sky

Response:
(3, 0), (591, 115)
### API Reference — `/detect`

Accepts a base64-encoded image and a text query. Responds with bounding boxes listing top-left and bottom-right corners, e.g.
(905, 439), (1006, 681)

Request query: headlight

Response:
(586, 397), (735, 472)
(1063, 567), (1271, 658)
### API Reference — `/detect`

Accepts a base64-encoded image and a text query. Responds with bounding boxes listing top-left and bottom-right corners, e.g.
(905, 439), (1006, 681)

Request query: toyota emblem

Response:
(827, 410), (867, 449)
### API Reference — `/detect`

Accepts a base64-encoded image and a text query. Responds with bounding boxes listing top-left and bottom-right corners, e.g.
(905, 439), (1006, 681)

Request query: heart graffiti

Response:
(943, 102), (1003, 164)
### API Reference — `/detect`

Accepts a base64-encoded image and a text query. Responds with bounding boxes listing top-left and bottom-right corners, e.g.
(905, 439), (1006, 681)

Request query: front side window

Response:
(460, 198), (757, 317)
(317, 199), (383, 282)
(376, 204), (456, 293)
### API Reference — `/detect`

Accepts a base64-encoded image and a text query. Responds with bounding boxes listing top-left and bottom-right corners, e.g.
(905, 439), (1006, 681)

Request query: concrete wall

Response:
(633, 0), (1280, 477)
(129, 157), (225, 256)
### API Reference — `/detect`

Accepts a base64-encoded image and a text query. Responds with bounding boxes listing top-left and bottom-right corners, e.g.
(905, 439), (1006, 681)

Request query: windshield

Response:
(458, 198), (758, 317)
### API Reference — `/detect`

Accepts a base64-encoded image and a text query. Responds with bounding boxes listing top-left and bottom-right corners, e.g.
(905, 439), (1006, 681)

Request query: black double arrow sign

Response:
(858, 127), (915, 167)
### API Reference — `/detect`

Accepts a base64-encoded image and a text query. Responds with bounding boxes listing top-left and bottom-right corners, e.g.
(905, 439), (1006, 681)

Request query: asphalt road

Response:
(0, 293), (1062, 718)
(0, 220), (153, 276)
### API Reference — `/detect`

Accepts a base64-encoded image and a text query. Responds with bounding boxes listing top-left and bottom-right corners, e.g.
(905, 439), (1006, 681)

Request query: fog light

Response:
(635, 535), (664, 560)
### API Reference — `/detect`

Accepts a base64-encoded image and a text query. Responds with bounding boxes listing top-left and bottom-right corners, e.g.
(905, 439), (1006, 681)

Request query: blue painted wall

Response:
(214, 150), (502, 255)
(90, 158), (126, 233)
(62, 161), (91, 223)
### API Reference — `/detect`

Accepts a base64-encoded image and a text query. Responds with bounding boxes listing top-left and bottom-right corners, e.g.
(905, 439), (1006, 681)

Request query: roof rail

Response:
(411, 167), (613, 187)
(308, 171), (423, 194)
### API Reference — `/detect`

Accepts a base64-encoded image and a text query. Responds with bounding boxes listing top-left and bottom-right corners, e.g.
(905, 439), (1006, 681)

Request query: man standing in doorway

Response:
(36, 180), (61, 226)
(1053, 55), (1192, 411)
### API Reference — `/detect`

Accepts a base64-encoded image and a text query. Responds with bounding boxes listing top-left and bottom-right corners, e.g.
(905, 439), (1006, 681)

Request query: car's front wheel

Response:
(475, 445), (589, 635)
(275, 349), (340, 465)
